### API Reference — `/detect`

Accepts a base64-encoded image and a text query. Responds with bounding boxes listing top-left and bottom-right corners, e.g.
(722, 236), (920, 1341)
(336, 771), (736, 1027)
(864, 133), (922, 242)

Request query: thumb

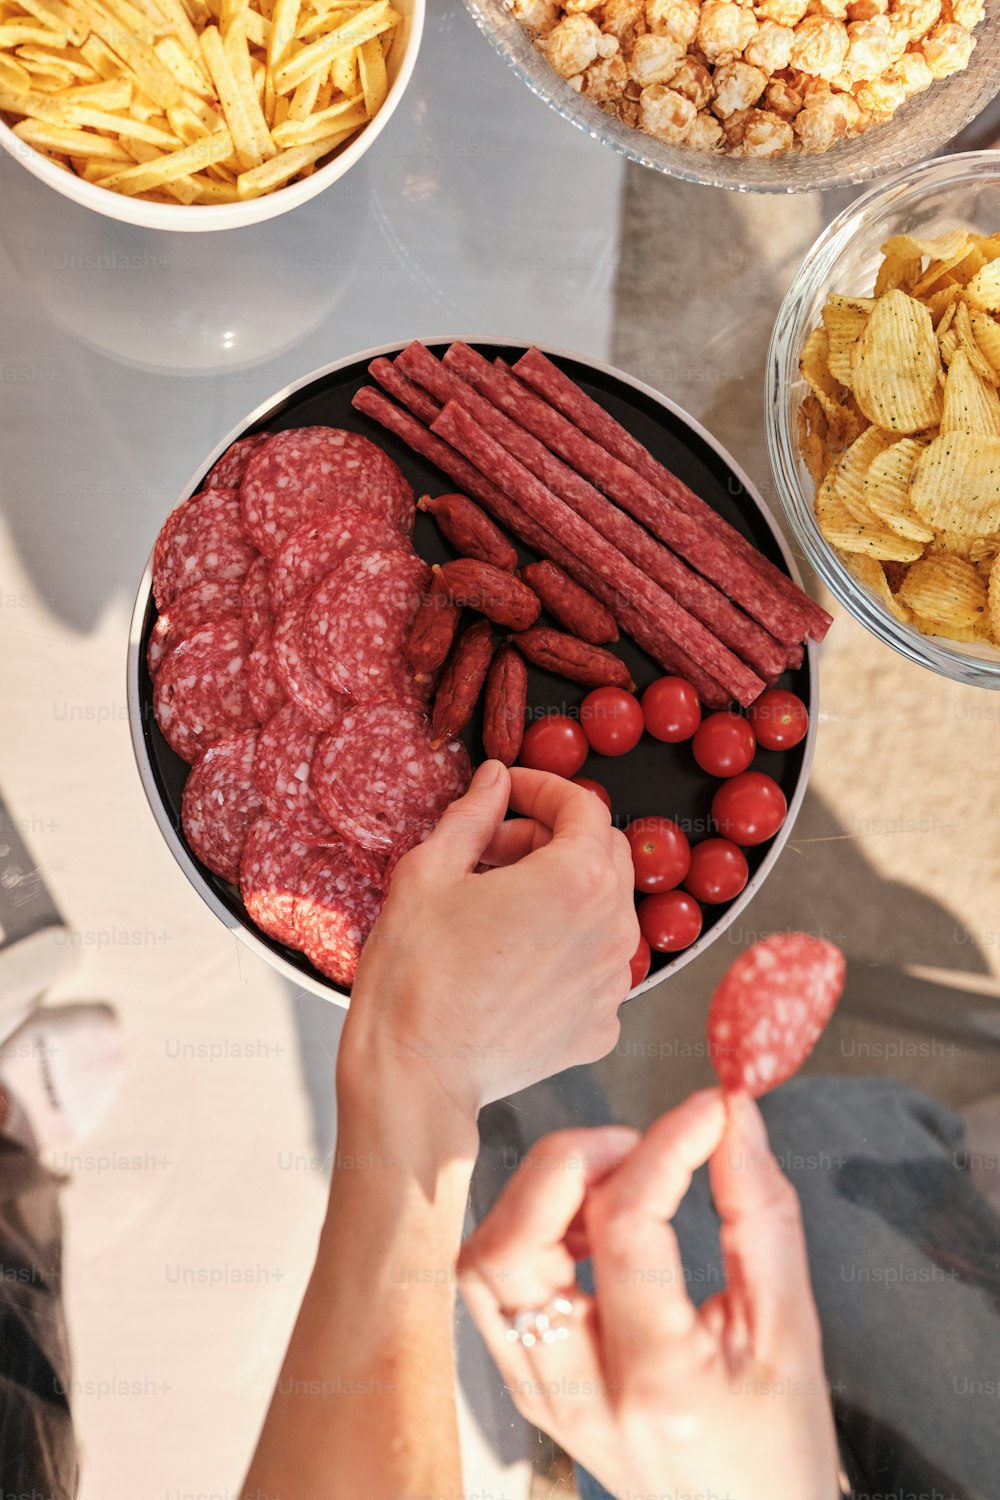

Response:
(421, 760), (512, 874)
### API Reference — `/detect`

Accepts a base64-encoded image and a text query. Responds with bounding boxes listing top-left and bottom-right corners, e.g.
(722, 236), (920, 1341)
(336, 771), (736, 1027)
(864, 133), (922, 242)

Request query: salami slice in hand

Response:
(707, 933), (846, 1097)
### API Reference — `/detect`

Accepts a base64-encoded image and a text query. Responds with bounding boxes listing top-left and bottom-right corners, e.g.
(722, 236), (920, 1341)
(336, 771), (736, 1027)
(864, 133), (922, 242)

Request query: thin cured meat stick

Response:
(368, 357), (442, 427)
(395, 342), (787, 682)
(351, 385), (730, 705)
(511, 345), (833, 642)
(444, 342), (804, 650)
(430, 399), (765, 706)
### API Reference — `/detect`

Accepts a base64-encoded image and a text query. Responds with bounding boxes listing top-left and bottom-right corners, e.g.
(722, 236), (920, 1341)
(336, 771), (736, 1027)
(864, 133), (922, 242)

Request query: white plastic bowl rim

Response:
(0, 0), (424, 233)
(127, 336), (819, 1007)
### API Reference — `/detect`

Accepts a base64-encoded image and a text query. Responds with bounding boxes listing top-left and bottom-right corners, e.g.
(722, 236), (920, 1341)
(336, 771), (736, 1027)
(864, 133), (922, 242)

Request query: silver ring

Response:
(503, 1294), (577, 1348)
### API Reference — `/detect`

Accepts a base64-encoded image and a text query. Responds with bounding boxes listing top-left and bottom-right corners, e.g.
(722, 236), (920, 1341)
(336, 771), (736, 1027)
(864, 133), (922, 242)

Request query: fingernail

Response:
(731, 1092), (769, 1154)
(479, 759), (504, 787)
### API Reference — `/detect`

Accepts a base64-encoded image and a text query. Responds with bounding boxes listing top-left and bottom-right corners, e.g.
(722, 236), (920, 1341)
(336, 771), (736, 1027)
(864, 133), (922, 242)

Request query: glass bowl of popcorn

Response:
(767, 150), (1000, 686)
(463, 0), (1000, 189)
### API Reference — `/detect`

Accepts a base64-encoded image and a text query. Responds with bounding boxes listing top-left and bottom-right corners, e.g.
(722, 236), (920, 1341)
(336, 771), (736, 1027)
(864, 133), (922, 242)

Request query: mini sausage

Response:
(511, 627), (634, 691)
(520, 560), (618, 645)
(482, 643), (528, 766)
(432, 559), (540, 632)
(431, 620), (494, 745)
(419, 493), (518, 572)
(403, 574), (461, 677)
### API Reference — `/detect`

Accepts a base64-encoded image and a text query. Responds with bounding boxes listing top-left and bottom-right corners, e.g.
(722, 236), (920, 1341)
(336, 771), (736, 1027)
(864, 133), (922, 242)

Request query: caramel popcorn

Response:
(517, 0), (982, 155)
(638, 81), (698, 136)
(629, 30), (688, 81)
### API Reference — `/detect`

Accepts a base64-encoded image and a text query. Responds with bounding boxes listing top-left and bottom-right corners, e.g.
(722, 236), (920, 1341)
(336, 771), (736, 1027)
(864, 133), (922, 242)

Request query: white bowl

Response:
(0, 0), (424, 232)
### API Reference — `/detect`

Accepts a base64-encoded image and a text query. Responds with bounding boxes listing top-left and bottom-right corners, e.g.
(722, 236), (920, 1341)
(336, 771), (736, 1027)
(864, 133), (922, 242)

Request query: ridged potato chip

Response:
(797, 393), (831, 493)
(910, 433), (1000, 536)
(840, 551), (914, 623)
(990, 554), (1000, 640)
(970, 533), (1000, 568)
(940, 348), (1000, 436)
(816, 475), (925, 561)
(799, 326), (842, 418)
(951, 301), (997, 385)
(829, 425), (894, 522)
(925, 284), (963, 327)
(965, 259), (1000, 313)
(874, 251), (921, 298)
(863, 437), (935, 542)
(881, 230), (975, 263)
(850, 290), (944, 434)
(968, 306), (1000, 378)
(898, 554), (987, 629)
(822, 295), (874, 387)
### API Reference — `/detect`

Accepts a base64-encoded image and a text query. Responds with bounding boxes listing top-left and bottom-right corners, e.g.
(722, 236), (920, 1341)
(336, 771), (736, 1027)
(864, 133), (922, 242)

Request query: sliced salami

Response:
(152, 488), (256, 610)
(146, 578), (242, 677)
(313, 700), (472, 853)
(707, 933), (846, 1098)
(241, 554), (274, 643)
(181, 729), (264, 883)
(303, 549), (431, 702)
(153, 619), (256, 765)
(272, 593), (351, 731)
(239, 816), (316, 948)
(205, 432), (270, 491)
(253, 704), (339, 845)
(296, 844), (383, 987)
(268, 509), (411, 613)
(247, 625), (288, 724)
(239, 428), (414, 556)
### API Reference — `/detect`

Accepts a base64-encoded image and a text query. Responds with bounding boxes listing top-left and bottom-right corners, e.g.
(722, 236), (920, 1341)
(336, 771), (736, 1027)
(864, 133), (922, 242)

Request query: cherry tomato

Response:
(640, 676), (702, 743)
(712, 771), (787, 846)
(519, 715), (589, 778)
(638, 890), (703, 953)
(692, 712), (756, 778)
(579, 687), (644, 756)
(624, 816), (691, 893)
(684, 838), (749, 904)
(748, 689), (809, 752)
(571, 776), (613, 811)
(629, 935), (652, 988)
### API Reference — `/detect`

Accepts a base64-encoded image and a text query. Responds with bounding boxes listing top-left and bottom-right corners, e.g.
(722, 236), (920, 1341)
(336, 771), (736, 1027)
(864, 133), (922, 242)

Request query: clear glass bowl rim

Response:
(462, 0), (1000, 194)
(766, 149), (1000, 690)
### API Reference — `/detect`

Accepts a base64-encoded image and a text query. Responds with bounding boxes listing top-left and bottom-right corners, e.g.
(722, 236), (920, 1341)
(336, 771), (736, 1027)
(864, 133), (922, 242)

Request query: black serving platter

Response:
(128, 339), (817, 1006)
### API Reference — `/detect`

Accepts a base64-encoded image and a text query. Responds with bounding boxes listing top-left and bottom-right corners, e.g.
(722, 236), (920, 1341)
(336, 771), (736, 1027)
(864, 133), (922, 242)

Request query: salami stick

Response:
(368, 356), (442, 427)
(396, 341), (787, 681)
(351, 385), (731, 707)
(443, 343), (803, 649)
(511, 345), (833, 642)
(430, 399), (765, 706)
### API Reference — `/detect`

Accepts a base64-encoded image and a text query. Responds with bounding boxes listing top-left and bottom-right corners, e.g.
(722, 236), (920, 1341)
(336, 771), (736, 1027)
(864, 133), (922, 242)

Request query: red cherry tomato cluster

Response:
(516, 678), (808, 971)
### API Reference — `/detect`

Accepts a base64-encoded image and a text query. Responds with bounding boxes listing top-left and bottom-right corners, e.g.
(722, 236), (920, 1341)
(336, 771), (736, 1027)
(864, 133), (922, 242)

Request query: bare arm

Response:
(242, 761), (639, 1499)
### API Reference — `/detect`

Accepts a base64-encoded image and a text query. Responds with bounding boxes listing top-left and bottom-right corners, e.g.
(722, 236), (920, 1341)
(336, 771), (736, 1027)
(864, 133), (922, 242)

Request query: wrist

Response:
(337, 1001), (481, 1171)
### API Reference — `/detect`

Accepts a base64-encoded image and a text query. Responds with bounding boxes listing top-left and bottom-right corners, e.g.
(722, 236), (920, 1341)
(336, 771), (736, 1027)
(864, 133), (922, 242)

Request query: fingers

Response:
(585, 1091), (726, 1374)
(478, 816), (553, 867)
(507, 767), (613, 851)
(417, 760), (511, 874)
(708, 1093), (820, 1360)
(459, 1126), (639, 1310)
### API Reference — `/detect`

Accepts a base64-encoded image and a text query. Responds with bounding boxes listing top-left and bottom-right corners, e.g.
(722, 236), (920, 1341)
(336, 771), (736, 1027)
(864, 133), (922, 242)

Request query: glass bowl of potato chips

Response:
(0, 0), (423, 229)
(768, 151), (1000, 687)
(466, 0), (1000, 191)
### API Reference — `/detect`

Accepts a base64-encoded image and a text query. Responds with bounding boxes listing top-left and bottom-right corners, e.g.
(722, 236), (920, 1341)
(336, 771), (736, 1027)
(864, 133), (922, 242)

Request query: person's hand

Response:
(340, 759), (639, 1120)
(458, 1090), (842, 1500)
